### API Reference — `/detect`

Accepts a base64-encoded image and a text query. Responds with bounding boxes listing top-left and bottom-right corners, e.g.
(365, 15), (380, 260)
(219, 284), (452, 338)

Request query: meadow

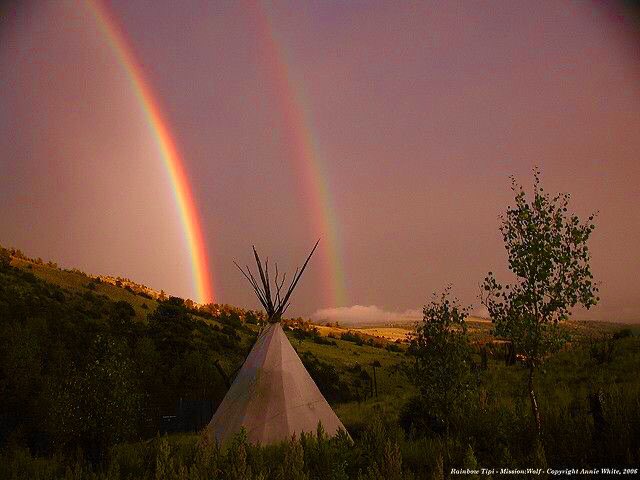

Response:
(1, 248), (639, 479)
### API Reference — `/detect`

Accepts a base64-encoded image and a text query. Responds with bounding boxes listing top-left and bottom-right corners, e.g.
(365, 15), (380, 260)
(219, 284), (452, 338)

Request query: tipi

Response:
(205, 241), (348, 445)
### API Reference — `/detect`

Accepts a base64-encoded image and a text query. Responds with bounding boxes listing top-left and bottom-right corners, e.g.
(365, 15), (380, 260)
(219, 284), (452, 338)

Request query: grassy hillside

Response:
(1, 246), (639, 478)
(5, 253), (413, 422)
(10, 257), (159, 322)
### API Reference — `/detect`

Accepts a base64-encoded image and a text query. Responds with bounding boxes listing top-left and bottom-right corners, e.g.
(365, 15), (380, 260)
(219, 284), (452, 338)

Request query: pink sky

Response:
(1, 1), (639, 322)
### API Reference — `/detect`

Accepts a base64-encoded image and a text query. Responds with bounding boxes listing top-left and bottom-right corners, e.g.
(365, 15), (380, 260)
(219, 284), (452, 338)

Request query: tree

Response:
(405, 286), (474, 433)
(481, 169), (599, 436)
(108, 300), (136, 331)
(0, 246), (11, 267)
(49, 334), (142, 462)
(293, 328), (307, 346)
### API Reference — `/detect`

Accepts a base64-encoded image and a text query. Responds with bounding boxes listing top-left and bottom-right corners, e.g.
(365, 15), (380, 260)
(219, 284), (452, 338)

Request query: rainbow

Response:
(86, 0), (214, 304)
(251, 2), (348, 307)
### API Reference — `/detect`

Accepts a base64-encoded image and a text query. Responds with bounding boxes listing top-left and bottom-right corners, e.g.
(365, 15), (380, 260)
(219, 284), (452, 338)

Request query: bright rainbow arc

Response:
(253, 2), (348, 307)
(86, 0), (214, 304)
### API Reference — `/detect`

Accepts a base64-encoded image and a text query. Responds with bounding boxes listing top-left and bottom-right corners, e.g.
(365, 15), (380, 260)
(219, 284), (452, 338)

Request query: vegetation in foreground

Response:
(1, 172), (639, 478)
(1, 254), (639, 479)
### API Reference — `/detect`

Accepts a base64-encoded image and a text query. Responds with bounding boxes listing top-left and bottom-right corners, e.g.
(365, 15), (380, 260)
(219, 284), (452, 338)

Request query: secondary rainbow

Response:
(252, 1), (348, 307)
(86, 0), (214, 304)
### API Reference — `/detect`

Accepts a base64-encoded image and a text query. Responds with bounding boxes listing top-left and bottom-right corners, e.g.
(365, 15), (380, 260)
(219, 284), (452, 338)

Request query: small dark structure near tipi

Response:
(161, 399), (213, 434)
(205, 241), (348, 445)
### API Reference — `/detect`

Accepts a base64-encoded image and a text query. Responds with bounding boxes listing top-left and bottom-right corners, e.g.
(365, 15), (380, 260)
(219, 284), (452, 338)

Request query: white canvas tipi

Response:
(205, 241), (348, 445)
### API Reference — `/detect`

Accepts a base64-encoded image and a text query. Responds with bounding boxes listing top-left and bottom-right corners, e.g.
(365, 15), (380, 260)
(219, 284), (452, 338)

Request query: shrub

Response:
(341, 331), (364, 346)
(613, 328), (633, 340)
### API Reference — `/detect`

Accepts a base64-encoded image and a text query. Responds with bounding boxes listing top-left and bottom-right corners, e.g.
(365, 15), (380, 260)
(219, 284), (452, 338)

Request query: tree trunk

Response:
(528, 366), (541, 437)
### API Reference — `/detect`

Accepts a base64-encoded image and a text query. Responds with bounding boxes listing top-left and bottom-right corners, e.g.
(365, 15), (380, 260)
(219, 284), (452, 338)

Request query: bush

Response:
(613, 328), (633, 340)
(590, 341), (615, 364)
(0, 247), (11, 267)
(404, 288), (474, 433)
(313, 335), (337, 347)
(341, 331), (364, 346)
(399, 396), (445, 438)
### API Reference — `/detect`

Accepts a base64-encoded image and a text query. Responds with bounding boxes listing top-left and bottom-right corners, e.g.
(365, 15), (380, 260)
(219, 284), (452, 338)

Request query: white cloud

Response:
(471, 305), (490, 319)
(311, 305), (422, 326)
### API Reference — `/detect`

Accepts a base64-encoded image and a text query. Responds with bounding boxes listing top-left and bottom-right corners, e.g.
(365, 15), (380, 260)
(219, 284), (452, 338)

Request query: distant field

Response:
(314, 316), (495, 343)
(313, 314), (632, 346)
(313, 324), (411, 343)
(355, 327), (411, 342)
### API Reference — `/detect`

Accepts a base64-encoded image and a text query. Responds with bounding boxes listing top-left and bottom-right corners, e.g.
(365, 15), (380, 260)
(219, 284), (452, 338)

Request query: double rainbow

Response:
(88, 0), (347, 307)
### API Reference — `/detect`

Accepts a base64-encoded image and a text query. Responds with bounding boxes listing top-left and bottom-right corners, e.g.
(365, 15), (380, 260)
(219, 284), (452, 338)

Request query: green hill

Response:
(1, 245), (639, 478)
(0, 248), (410, 439)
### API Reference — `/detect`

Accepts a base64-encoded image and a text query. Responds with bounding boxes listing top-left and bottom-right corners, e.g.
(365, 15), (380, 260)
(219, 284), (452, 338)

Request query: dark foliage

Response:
(290, 325), (338, 347)
(1, 244), (639, 477)
(298, 351), (355, 404)
(340, 331), (364, 346)
(386, 343), (403, 353)
(0, 260), (248, 461)
(404, 287), (475, 433)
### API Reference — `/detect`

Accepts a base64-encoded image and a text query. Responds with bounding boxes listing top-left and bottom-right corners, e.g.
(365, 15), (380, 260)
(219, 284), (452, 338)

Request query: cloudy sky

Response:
(2, 1), (639, 323)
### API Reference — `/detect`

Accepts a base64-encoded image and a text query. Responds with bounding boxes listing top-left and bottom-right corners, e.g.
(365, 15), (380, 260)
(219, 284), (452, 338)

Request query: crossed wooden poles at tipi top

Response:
(233, 239), (320, 323)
